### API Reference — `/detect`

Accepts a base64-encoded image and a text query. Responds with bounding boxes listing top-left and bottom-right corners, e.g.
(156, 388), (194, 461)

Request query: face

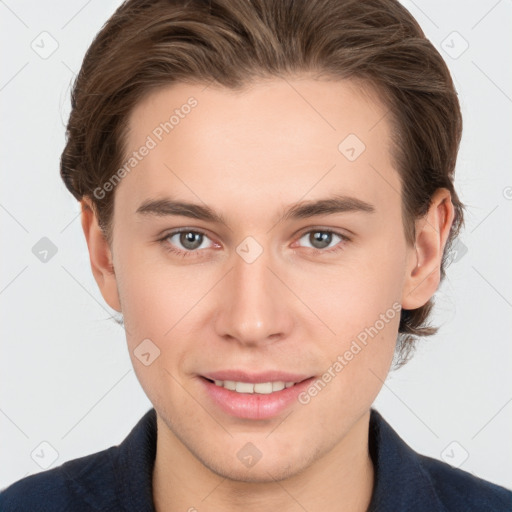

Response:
(89, 77), (423, 482)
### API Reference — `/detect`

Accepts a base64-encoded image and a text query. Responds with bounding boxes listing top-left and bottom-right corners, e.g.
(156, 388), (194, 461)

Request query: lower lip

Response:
(199, 376), (316, 420)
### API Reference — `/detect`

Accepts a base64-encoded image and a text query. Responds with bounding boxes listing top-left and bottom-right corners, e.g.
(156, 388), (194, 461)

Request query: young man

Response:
(2, 0), (511, 510)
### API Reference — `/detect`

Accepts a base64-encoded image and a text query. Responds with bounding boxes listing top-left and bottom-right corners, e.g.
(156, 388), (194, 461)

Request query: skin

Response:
(81, 77), (454, 512)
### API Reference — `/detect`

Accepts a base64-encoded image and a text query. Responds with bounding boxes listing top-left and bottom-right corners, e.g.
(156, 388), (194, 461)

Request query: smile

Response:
(207, 379), (297, 394)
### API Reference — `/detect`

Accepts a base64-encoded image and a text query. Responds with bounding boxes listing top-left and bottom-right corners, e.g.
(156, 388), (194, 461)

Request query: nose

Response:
(213, 244), (294, 347)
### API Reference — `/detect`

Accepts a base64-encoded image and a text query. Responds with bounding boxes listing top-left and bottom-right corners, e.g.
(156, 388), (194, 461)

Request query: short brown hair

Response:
(60, 0), (464, 368)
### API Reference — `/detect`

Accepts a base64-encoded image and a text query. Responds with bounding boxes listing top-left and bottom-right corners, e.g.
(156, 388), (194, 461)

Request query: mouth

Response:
(198, 374), (316, 420)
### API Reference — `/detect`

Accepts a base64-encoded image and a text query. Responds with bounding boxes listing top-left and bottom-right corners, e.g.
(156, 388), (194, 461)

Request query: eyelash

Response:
(157, 228), (350, 259)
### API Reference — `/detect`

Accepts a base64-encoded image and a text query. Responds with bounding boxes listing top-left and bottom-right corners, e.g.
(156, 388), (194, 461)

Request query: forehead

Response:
(118, 77), (399, 220)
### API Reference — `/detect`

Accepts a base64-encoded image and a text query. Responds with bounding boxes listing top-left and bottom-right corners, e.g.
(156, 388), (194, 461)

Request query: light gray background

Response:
(1, 0), (511, 492)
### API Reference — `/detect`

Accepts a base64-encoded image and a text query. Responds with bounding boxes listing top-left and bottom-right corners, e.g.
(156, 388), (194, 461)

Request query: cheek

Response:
(115, 259), (195, 410)
(114, 244), (196, 338)
(301, 312), (399, 424)
(310, 238), (405, 337)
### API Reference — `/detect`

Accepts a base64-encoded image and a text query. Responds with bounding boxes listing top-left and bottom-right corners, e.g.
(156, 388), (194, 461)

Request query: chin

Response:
(202, 455), (308, 484)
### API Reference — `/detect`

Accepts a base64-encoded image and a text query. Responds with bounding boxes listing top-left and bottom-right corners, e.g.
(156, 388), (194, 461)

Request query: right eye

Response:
(158, 229), (217, 258)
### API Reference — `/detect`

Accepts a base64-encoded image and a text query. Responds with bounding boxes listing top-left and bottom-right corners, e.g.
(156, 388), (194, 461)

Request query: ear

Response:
(80, 196), (122, 312)
(401, 188), (455, 310)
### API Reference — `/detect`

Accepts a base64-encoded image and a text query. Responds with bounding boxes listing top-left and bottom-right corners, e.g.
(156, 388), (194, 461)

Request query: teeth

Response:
(236, 381), (255, 393)
(211, 379), (297, 394)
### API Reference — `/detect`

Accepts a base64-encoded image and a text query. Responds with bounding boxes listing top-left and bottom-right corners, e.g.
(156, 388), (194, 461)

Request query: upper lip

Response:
(201, 370), (313, 384)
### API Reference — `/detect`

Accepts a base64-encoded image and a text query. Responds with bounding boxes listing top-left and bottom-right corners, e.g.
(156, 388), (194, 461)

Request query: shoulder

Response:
(368, 408), (512, 512)
(0, 446), (120, 512)
(0, 409), (157, 512)
(416, 451), (512, 511)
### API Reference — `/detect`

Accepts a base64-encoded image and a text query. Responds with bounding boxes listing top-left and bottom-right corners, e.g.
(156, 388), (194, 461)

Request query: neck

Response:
(152, 409), (375, 512)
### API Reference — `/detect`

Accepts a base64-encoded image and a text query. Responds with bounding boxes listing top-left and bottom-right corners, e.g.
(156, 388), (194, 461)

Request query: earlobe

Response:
(401, 188), (455, 310)
(80, 197), (122, 313)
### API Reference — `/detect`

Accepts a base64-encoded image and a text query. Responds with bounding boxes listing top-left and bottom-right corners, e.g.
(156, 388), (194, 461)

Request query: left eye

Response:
(296, 230), (347, 251)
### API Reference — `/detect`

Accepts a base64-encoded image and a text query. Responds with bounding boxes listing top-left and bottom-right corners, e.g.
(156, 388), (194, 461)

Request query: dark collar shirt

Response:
(1, 408), (511, 511)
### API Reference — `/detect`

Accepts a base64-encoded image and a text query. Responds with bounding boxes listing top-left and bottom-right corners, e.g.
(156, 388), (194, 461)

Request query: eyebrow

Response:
(135, 194), (375, 225)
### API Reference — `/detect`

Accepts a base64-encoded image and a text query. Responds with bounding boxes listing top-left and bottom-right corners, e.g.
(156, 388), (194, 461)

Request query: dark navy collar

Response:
(115, 408), (157, 512)
(366, 408), (445, 511)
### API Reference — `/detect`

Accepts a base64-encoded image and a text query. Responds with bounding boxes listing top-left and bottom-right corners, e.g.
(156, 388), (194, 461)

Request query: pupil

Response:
(311, 231), (331, 249)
